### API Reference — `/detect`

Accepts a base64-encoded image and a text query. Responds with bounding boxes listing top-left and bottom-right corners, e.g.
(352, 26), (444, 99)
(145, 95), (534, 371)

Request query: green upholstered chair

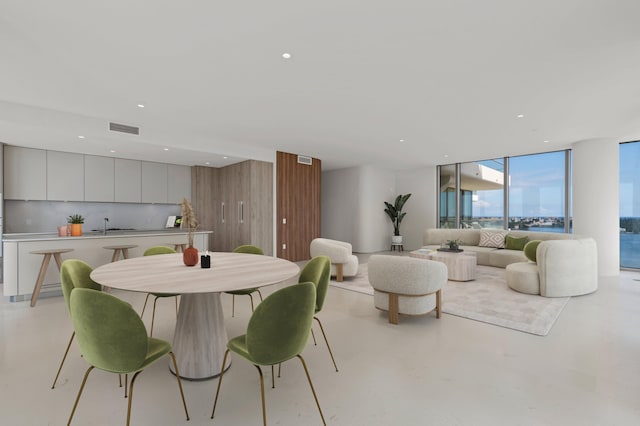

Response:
(67, 288), (189, 425)
(211, 282), (325, 425)
(225, 244), (265, 317)
(141, 246), (179, 336)
(51, 259), (104, 389)
(299, 255), (338, 372)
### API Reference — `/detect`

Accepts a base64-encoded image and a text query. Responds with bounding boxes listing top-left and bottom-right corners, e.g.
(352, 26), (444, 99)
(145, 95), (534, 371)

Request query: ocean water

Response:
(620, 233), (640, 269)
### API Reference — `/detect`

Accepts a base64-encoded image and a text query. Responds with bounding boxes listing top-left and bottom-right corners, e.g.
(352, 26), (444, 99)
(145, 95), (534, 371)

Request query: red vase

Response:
(183, 246), (199, 266)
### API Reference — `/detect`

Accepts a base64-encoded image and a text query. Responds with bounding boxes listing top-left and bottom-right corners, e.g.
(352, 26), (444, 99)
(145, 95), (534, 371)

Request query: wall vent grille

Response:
(109, 122), (139, 135)
(297, 155), (312, 165)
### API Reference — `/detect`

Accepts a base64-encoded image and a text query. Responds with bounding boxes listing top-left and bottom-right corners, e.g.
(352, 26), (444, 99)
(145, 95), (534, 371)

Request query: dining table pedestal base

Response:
(170, 292), (231, 380)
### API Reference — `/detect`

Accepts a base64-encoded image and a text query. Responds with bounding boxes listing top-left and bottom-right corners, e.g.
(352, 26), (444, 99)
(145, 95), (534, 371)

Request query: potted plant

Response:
(446, 238), (462, 251)
(383, 193), (412, 244)
(180, 198), (199, 266)
(67, 214), (84, 237)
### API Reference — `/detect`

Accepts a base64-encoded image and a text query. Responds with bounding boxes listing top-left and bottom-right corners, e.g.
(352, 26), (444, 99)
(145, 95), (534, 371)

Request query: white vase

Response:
(391, 235), (403, 244)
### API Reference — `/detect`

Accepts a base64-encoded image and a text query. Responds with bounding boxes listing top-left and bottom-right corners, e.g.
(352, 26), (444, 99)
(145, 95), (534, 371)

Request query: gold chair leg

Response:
(271, 365), (275, 389)
(124, 374), (128, 398)
(150, 296), (159, 337)
(52, 331), (75, 389)
(278, 362), (282, 378)
(211, 349), (230, 419)
(257, 289), (264, 302)
(314, 316), (338, 372)
(310, 328), (317, 345)
(174, 296), (179, 318)
(126, 371), (143, 426)
(168, 351), (190, 421)
(67, 365), (95, 425)
(297, 354), (326, 426)
(254, 364), (267, 426)
(140, 293), (151, 318)
(249, 293), (255, 312)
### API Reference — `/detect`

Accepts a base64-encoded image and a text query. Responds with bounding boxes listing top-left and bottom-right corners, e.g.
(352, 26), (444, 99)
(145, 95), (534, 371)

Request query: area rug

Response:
(330, 263), (569, 336)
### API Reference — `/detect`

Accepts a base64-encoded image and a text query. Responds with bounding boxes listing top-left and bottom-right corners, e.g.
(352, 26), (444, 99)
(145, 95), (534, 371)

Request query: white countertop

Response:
(2, 229), (213, 242)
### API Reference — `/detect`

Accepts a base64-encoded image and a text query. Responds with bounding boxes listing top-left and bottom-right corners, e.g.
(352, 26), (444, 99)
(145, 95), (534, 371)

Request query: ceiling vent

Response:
(297, 155), (313, 166)
(109, 122), (139, 135)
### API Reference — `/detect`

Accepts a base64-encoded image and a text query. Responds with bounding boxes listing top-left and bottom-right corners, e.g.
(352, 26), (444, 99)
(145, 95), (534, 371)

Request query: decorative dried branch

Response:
(180, 198), (199, 246)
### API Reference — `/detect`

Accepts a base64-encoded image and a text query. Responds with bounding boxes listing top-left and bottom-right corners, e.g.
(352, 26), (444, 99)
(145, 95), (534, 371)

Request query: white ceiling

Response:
(1, 1), (640, 171)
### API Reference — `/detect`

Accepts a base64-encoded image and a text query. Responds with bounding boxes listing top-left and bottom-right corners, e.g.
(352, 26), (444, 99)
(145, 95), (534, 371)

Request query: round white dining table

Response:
(90, 252), (300, 380)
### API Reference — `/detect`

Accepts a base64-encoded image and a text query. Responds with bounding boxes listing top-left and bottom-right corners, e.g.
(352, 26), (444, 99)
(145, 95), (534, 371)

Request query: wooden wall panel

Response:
(276, 151), (321, 261)
(191, 166), (219, 249)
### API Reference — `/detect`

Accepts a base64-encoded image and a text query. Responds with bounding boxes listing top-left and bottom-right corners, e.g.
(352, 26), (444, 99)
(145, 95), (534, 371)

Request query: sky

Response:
(469, 143), (640, 218)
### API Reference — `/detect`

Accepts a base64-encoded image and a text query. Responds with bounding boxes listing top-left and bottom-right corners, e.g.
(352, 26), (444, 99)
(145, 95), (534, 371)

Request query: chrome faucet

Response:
(104, 217), (109, 235)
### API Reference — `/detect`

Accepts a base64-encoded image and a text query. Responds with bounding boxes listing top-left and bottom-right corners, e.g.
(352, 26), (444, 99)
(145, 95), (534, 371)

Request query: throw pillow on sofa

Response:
(524, 240), (542, 262)
(505, 234), (529, 251)
(479, 230), (508, 248)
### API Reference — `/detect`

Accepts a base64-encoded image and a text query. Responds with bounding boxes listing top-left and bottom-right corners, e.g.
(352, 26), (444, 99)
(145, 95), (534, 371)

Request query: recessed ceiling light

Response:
(163, 148), (169, 151)
(78, 135), (85, 139)
(543, 140), (549, 143)
(223, 156), (228, 159)
(517, 114), (524, 118)
(205, 161), (211, 165)
(444, 154), (449, 158)
(137, 104), (145, 108)
(282, 53), (292, 59)
(399, 139), (405, 142)
(109, 150), (116, 153)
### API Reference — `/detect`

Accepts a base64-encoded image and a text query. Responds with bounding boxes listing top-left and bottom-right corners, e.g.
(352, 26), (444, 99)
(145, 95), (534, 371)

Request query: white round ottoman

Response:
(505, 262), (540, 295)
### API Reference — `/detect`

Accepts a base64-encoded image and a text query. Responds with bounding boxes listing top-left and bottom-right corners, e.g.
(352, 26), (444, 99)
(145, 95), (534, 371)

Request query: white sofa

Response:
(309, 238), (359, 282)
(368, 255), (447, 324)
(422, 228), (579, 268)
(506, 238), (598, 297)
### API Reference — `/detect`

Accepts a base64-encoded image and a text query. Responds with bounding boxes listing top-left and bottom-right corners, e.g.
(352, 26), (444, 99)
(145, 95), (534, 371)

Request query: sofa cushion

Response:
(524, 240), (543, 262)
(505, 234), (529, 250)
(479, 230), (508, 248)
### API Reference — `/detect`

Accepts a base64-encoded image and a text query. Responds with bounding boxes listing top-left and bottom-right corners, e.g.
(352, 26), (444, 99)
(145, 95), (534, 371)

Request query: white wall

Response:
(358, 166), (396, 252)
(395, 166), (438, 250)
(321, 168), (360, 244)
(322, 165), (438, 253)
(572, 138), (620, 276)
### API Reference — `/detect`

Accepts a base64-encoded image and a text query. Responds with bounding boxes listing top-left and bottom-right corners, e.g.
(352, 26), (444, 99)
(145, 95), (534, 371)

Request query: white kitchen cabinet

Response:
(167, 164), (192, 204)
(141, 161), (168, 203)
(84, 155), (115, 202)
(4, 146), (47, 200)
(46, 151), (85, 201)
(115, 158), (141, 202)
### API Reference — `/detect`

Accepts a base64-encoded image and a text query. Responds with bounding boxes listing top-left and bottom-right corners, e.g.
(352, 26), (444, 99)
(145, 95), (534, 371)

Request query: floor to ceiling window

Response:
(439, 164), (457, 228)
(620, 141), (640, 269)
(508, 151), (569, 233)
(460, 159), (504, 229)
(438, 150), (571, 233)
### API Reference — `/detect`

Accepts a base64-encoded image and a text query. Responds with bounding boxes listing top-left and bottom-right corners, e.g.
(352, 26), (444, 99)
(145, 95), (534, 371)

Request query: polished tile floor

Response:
(1, 253), (640, 425)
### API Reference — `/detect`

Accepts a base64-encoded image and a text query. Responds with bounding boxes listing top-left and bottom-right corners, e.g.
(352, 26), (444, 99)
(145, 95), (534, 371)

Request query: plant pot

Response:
(70, 224), (83, 236)
(391, 235), (403, 244)
(183, 246), (199, 266)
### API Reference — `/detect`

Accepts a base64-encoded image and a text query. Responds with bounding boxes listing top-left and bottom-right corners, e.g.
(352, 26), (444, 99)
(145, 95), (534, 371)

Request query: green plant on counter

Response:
(67, 214), (85, 224)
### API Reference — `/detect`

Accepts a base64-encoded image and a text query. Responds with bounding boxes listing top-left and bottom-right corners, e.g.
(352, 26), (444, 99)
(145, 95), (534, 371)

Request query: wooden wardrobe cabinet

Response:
(192, 160), (273, 255)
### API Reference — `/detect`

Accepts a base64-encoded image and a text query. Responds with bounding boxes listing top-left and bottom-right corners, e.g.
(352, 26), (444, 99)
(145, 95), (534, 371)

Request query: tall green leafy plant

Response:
(384, 193), (412, 236)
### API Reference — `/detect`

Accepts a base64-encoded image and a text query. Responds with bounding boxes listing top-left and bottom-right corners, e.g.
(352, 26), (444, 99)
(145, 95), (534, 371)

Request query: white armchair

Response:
(368, 255), (448, 324)
(309, 238), (359, 282)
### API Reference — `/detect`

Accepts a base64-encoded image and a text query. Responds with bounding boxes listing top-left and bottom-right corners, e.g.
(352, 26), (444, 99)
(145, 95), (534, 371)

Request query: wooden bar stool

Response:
(168, 243), (187, 253)
(29, 248), (74, 307)
(103, 245), (138, 262)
